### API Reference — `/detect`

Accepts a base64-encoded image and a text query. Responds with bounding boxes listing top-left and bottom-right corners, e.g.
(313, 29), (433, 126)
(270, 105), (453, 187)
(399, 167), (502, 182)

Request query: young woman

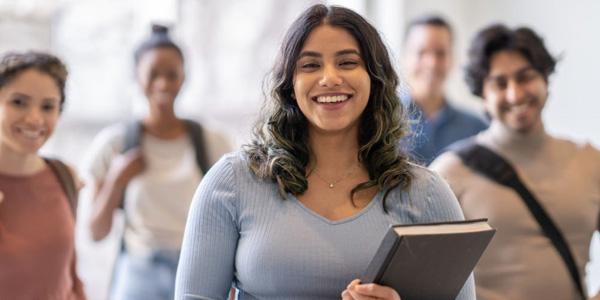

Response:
(175, 5), (476, 300)
(0, 51), (86, 299)
(83, 25), (230, 300)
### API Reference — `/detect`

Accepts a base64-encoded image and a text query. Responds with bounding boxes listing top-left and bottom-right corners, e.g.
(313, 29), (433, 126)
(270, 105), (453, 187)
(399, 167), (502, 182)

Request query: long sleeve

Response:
(175, 155), (239, 300)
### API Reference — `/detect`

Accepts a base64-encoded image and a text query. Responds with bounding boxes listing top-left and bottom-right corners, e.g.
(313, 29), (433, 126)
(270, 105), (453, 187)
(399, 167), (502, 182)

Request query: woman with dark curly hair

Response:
(0, 51), (86, 299)
(175, 4), (475, 300)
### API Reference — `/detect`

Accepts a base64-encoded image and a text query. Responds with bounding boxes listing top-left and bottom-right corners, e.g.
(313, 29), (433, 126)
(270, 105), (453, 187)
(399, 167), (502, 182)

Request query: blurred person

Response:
(0, 51), (86, 299)
(83, 25), (231, 300)
(431, 24), (600, 300)
(402, 15), (487, 165)
(174, 4), (476, 300)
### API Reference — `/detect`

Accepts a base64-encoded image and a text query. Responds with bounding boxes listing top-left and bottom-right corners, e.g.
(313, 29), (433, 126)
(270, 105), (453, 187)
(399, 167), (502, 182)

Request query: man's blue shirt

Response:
(403, 98), (488, 165)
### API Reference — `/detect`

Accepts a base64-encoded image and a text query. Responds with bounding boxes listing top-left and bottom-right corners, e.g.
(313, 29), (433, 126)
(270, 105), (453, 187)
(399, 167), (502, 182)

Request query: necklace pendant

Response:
(329, 183), (334, 188)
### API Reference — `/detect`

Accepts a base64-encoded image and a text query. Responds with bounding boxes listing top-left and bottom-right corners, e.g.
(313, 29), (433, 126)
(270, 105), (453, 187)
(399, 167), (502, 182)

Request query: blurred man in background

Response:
(402, 15), (487, 165)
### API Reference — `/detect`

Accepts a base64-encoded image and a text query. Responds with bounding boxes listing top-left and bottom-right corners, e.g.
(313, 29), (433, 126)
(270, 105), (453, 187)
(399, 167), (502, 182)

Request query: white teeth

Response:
(20, 129), (44, 139)
(316, 95), (349, 103)
(509, 103), (530, 113)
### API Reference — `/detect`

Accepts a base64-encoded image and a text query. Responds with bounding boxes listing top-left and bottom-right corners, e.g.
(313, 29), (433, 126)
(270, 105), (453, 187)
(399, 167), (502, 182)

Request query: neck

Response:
(412, 91), (445, 119)
(482, 120), (548, 159)
(143, 113), (185, 139)
(0, 144), (44, 176)
(308, 127), (361, 175)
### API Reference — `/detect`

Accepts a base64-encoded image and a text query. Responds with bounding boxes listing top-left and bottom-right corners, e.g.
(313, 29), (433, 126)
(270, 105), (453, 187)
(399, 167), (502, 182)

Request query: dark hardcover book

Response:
(361, 219), (495, 300)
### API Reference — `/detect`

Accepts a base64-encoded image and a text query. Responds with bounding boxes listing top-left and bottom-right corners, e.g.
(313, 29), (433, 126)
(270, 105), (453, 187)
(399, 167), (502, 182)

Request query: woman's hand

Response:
(107, 148), (145, 186)
(89, 148), (145, 241)
(341, 279), (401, 300)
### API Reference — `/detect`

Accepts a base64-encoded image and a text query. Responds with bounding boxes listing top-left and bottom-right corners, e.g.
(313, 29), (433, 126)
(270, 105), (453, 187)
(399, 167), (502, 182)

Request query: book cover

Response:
(361, 219), (495, 300)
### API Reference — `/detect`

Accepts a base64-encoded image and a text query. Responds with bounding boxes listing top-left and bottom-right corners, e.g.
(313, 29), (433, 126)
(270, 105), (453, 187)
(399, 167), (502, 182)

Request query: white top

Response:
(82, 123), (231, 256)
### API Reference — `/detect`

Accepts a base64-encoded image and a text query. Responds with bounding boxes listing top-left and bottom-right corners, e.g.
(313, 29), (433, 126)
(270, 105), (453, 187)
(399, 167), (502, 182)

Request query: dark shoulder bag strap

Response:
(123, 119), (143, 153)
(107, 120), (144, 290)
(117, 120), (144, 209)
(183, 119), (211, 174)
(455, 141), (586, 300)
(44, 158), (78, 219)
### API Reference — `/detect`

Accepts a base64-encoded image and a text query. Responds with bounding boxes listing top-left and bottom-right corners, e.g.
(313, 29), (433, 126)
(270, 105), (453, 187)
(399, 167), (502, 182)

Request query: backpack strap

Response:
(453, 140), (586, 300)
(115, 120), (145, 210)
(123, 120), (144, 153)
(183, 119), (211, 175)
(122, 119), (210, 174)
(44, 158), (78, 219)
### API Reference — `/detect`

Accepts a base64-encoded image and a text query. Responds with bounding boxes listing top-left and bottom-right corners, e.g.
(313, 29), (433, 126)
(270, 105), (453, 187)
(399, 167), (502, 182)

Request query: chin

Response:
(17, 139), (48, 154)
(507, 123), (535, 134)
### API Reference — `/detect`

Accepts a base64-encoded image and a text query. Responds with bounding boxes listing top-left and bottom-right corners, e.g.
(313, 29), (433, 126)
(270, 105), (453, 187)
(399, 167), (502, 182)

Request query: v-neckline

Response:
(290, 191), (382, 225)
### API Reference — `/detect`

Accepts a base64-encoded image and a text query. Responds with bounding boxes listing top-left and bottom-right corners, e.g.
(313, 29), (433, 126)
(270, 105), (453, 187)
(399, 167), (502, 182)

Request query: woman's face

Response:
(136, 47), (184, 116)
(292, 24), (371, 136)
(0, 69), (61, 155)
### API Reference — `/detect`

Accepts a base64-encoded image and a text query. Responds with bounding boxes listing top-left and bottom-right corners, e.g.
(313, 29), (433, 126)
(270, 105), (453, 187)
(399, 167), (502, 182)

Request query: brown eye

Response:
(339, 60), (358, 68)
(516, 70), (539, 84)
(42, 103), (57, 112)
(167, 72), (178, 81)
(10, 97), (27, 107)
(299, 62), (320, 71)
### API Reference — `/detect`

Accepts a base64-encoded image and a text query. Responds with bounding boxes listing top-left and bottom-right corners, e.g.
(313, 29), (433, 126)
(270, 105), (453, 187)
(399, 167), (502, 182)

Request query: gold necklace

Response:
(312, 165), (357, 189)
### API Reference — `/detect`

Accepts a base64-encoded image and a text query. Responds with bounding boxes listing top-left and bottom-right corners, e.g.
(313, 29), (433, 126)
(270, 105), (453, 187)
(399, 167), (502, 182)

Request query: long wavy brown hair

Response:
(244, 4), (413, 209)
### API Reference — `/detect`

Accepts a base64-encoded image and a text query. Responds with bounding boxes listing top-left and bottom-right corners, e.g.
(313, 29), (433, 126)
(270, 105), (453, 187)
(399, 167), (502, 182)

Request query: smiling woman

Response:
(80, 24), (231, 300)
(174, 4), (476, 300)
(0, 51), (86, 299)
(293, 24), (370, 135)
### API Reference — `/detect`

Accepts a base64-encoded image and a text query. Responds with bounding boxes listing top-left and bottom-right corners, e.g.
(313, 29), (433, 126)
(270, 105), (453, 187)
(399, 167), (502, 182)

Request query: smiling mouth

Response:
(503, 100), (535, 113)
(312, 94), (352, 104)
(17, 128), (46, 140)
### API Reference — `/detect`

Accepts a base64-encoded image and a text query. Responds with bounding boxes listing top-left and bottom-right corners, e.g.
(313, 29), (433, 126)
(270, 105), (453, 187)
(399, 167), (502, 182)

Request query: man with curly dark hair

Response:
(432, 24), (600, 300)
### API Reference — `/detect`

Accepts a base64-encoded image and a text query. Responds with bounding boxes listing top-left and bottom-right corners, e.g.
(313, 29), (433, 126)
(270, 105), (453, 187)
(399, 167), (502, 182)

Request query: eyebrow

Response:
(10, 92), (59, 102)
(297, 49), (361, 60)
(10, 92), (31, 99)
(486, 66), (536, 81)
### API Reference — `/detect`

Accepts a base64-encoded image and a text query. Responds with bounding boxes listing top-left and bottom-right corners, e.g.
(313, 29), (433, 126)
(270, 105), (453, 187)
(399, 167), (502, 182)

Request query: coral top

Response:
(0, 166), (85, 300)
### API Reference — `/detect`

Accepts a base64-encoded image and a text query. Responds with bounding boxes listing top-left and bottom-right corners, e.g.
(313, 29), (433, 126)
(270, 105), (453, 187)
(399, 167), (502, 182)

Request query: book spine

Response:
(360, 227), (400, 283)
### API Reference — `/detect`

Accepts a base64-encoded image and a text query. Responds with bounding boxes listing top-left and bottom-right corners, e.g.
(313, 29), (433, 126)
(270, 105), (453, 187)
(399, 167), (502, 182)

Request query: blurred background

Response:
(1, 0), (598, 298)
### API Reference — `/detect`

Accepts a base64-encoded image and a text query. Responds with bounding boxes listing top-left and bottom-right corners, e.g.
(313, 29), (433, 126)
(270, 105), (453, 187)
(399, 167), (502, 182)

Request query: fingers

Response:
(123, 147), (143, 158)
(341, 289), (355, 300)
(0, 190), (4, 204)
(341, 279), (361, 300)
(108, 148), (146, 184)
(343, 279), (402, 300)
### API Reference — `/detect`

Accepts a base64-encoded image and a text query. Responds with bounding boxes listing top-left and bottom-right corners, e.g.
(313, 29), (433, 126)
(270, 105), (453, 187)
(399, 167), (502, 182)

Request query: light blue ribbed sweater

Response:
(175, 151), (476, 300)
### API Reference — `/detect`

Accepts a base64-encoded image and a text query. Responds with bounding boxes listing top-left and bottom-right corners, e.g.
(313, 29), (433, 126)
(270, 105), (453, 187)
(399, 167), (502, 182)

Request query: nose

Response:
(153, 76), (169, 91)
(505, 79), (526, 104)
(318, 64), (343, 87)
(422, 53), (437, 68)
(24, 107), (44, 125)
